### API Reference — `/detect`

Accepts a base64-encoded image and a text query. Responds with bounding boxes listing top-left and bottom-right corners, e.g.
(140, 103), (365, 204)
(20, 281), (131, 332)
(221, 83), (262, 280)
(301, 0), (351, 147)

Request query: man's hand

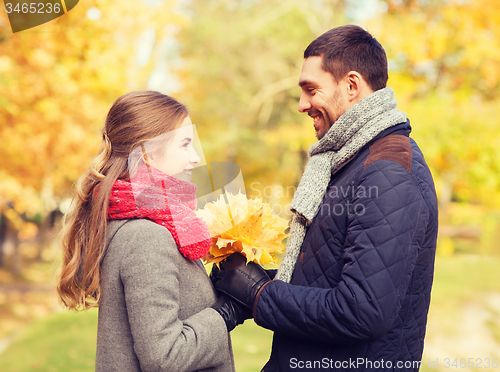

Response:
(265, 269), (278, 280)
(213, 252), (272, 309)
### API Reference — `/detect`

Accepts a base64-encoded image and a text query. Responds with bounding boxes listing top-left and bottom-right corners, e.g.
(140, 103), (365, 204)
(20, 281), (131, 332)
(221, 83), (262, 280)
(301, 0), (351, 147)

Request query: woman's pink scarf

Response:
(108, 165), (210, 260)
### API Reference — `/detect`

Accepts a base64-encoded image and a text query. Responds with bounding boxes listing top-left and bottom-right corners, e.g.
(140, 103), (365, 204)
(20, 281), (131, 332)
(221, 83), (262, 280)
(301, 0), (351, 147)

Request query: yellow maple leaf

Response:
(197, 192), (289, 268)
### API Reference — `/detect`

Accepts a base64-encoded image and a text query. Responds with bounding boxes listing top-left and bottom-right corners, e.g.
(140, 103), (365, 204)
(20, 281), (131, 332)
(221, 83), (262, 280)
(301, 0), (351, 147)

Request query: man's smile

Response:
(309, 109), (323, 130)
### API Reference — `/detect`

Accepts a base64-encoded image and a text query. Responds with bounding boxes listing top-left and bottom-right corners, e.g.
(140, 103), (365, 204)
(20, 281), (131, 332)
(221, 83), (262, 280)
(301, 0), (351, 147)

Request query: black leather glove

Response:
(266, 269), (278, 280)
(212, 294), (252, 332)
(213, 252), (271, 309)
(209, 261), (222, 287)
(210, 260), (276, 285)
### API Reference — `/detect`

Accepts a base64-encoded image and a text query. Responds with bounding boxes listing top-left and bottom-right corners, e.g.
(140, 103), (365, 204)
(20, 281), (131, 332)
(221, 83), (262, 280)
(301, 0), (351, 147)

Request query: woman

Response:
(56, 91), (247, 372)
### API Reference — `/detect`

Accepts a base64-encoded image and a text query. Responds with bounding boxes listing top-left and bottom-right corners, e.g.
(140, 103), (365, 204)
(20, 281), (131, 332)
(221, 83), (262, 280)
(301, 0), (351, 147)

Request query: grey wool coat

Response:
(96, 219), (235, 372)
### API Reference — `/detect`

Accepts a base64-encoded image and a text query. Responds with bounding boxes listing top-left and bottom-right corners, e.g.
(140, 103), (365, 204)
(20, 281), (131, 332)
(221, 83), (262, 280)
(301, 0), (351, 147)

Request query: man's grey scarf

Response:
(276, 87), (407, 283)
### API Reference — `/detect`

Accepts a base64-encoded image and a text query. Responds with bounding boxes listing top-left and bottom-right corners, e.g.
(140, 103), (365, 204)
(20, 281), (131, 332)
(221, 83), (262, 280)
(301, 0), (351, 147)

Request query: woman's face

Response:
(151, 116), (200, 181)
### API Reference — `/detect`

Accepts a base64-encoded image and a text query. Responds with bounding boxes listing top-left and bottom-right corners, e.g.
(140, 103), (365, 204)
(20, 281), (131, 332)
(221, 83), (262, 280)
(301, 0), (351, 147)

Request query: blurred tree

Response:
(2, 0), (500, 262)
(369, 0), (500, 209)
(176, 0), (500, 255)
(0, 0), (184, 268)
(363, 0), (500, 254)
(176, 0), (346, 202)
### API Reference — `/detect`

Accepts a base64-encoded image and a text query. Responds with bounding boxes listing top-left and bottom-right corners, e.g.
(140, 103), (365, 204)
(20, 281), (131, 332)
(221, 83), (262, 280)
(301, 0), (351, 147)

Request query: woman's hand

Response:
(212, 252), (272, 309)
(212, 294), (252, 331)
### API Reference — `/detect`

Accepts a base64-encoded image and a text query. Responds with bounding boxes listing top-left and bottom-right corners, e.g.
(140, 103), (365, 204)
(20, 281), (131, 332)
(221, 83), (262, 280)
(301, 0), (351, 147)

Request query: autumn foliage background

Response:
(0, 0), (500, 371)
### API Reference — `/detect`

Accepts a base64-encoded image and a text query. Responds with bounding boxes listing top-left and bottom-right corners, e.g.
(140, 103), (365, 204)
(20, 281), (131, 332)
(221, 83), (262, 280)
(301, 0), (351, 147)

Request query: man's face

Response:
(298, 56), (348, 140)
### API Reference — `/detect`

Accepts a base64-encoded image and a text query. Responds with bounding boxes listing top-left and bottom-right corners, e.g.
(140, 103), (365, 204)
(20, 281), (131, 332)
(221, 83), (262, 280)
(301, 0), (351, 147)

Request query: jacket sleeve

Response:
(119, 226), (230, 372)
(255, 160), (428, 344)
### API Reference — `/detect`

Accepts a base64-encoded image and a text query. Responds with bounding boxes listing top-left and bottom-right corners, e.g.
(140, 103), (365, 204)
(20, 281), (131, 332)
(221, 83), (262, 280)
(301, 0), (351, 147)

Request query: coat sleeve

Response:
(255, 160), (428, 344)
(119, 225), (230, 372)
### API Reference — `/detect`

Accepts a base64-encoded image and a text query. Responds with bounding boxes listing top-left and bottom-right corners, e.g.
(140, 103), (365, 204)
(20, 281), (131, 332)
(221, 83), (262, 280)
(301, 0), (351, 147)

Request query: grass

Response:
(231, 320), (273, 371)
(431, 254), (500, 302)
(0, 254), (498, 371)
(423, 254), (500, 339)
(0, 309), (273, 372)
(420, 255), (500, 372)
(0, 309), (97, 372)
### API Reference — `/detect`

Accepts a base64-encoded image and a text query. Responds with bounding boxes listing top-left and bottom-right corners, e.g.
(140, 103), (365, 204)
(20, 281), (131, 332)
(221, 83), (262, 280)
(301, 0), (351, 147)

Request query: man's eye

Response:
(308, 88), (316, 93)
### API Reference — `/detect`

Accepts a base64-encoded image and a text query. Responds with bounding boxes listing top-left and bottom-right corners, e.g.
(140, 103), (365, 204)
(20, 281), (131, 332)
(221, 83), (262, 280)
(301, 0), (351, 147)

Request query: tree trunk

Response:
(11, 232), (21, 278)
(36, 213), (50, 261)
(0, 213), (6, 268)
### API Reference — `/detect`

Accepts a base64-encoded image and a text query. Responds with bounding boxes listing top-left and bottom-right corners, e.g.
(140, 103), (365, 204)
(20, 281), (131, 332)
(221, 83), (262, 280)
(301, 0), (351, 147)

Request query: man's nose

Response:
(298, 93), (311, 113)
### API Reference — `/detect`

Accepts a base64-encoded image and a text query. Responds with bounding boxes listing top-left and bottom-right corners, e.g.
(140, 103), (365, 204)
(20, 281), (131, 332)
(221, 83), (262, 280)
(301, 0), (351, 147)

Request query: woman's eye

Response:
(182, 142), (190, 148)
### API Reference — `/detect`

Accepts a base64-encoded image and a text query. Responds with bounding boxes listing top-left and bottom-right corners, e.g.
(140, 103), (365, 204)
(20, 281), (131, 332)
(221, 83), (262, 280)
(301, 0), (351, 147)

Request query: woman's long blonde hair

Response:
(56, 91), (188, 310)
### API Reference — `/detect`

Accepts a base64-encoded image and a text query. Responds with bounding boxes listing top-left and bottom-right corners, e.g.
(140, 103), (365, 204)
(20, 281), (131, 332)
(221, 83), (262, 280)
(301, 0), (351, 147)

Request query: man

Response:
(213, 25), (438, 371)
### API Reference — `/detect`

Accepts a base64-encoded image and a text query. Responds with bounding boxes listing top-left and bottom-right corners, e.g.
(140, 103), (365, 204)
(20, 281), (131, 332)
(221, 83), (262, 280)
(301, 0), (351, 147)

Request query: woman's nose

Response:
(189, 147), (201, 165)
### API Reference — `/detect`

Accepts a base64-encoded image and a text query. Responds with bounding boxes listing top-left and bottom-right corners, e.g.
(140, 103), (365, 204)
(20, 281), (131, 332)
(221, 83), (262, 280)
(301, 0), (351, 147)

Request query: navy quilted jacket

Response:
(255, 121), (438, 372)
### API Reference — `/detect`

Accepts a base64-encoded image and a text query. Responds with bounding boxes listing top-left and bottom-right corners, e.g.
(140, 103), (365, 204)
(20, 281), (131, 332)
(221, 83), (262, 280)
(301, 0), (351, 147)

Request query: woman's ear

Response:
(140, 145), (152, 167)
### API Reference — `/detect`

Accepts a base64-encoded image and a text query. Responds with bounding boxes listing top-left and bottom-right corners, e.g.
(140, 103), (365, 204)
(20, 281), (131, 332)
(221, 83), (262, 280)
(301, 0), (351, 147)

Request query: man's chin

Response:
(315, 121), (334, 140)
(315, 129), (326, 140)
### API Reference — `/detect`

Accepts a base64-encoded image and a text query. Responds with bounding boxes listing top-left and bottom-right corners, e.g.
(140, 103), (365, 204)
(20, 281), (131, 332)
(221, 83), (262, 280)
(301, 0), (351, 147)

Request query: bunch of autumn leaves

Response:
(197, 192), (288, 267)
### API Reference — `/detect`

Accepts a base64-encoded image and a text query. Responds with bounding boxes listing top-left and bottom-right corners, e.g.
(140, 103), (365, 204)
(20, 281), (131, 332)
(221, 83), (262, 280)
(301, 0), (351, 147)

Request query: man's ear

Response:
(345, 71), (362, 101)
(345, 71), (373, 103)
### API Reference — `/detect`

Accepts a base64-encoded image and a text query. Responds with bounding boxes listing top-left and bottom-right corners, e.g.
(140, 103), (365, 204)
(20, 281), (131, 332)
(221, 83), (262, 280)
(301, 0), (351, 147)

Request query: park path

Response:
(423, 292), (500, 370)
(0, 282), (59, 355)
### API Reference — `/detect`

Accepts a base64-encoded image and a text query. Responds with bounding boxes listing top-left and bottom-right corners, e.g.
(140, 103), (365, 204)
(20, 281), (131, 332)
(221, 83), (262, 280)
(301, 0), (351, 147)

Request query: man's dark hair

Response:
(304, 25), (388, 91)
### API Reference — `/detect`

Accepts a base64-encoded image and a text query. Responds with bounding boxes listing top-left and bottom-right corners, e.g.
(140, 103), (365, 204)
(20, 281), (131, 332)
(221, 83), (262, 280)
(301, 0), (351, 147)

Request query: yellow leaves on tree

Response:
(197, 192), (288, 267)
(0, 0), (186, 226)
